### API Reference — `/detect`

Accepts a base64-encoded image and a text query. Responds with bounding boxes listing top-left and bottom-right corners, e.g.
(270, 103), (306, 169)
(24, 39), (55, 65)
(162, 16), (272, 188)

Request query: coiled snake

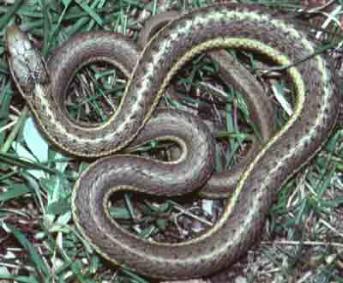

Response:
(6, 3), (341, 281)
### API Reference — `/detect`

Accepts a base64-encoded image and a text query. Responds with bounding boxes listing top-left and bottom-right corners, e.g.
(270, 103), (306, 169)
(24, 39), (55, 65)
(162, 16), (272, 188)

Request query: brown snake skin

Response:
(137, 10), (277, 198)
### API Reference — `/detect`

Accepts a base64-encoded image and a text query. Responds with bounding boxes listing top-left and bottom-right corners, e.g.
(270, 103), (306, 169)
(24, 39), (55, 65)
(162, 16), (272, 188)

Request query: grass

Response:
(0, 0), (342, 282)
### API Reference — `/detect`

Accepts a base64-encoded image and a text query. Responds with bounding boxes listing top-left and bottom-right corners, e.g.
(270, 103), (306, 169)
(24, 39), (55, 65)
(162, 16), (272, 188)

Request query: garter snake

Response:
(6, 3), (341, 281)
(5, 10), (276, 198)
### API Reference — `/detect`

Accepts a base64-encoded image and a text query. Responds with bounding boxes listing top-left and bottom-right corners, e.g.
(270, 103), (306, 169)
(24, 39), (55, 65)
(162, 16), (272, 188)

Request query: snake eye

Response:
(6, 26), (48, 96)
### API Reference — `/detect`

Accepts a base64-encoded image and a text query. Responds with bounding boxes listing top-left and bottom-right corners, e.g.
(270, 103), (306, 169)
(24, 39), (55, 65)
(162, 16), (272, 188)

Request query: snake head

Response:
(5, 25), (49, 97)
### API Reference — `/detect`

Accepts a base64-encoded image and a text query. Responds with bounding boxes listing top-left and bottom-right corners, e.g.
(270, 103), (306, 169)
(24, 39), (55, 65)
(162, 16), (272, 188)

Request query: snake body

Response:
(6, 3), (341, 280)
(137, 10), (277, 198)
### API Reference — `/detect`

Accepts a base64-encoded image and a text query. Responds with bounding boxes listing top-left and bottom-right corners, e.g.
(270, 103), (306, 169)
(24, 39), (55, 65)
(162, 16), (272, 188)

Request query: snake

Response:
(5, 10), (276, 199)
(5, 2), (341, 281)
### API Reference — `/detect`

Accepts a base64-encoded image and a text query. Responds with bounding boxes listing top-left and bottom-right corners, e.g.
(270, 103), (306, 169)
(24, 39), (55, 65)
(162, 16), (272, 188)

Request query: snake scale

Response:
(6, 3), (341, 281)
